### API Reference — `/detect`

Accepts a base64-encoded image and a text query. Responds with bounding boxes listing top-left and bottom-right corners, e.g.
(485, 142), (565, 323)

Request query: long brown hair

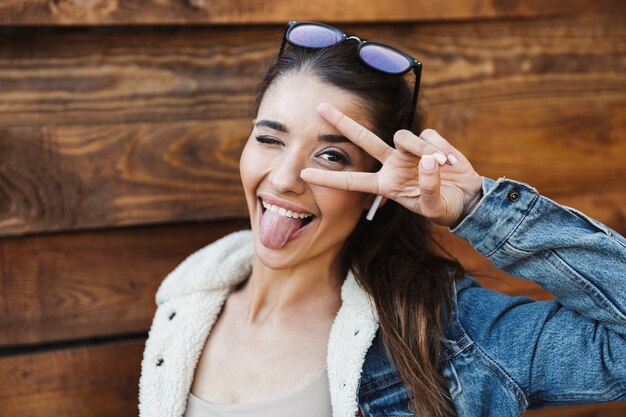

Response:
(252, 41), (465, 417)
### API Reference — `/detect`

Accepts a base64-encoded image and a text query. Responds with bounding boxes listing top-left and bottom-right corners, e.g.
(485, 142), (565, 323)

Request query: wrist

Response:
(450, 188), (483, 229)
(464, 189), (483, 218)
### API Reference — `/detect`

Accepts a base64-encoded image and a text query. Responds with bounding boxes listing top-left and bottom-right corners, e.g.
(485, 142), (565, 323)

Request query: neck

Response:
(237, 250), (344, 326)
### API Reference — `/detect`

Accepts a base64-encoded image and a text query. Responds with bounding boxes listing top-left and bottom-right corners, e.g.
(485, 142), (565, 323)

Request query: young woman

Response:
(139, 22), (626, 417)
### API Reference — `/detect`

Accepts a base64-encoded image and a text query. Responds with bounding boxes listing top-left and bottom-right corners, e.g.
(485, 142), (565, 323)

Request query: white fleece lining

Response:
(139, 230), (380, 417)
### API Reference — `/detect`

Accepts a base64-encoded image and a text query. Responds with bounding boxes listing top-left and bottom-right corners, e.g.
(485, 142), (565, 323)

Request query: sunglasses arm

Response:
(409, 64), (423, 131)
(278, 24), (291, 57)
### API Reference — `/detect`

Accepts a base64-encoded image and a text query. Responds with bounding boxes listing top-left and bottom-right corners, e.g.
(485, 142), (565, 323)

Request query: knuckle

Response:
(321, 170), (330, 186)
(355, 126), (369, 145)
(335, 112), (347, 127)
(345, 172), (354, 190)
(419, 182), (437, 196)
(415, 140), (429, 153)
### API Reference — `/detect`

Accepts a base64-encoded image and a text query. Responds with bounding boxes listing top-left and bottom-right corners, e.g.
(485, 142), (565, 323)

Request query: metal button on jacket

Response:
(508, 190), (520, 202)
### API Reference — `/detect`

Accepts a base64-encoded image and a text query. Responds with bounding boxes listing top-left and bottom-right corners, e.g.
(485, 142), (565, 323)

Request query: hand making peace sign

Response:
(300, 103), (484, 228)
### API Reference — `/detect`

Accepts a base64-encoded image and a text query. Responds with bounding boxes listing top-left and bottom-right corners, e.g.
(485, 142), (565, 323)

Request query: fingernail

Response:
(421, 155), (436, 171)
(447, 154), (459, 165)
(433, 152), (447, 165)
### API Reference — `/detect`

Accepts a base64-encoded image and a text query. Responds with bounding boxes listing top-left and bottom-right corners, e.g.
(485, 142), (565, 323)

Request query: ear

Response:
(364, 194), (388, 211)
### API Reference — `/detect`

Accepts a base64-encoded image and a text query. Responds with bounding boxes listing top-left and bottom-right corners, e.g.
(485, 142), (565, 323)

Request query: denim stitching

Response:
(359, 372), (404, 397)
(451, 278), (529, 409)
(440, 335), (472, 362)
(544, 249), (626, 323)
(469, 342), (529, 409)
(529, 380), (626, 403)
(442, 361), (462, 398)
(485, 188), (540, 258)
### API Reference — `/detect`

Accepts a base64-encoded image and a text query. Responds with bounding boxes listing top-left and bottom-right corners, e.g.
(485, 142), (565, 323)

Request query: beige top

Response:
(183, 366), (332, 417)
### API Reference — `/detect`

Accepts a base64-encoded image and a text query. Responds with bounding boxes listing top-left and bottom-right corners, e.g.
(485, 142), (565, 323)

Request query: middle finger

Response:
(317, 102), (392, 163)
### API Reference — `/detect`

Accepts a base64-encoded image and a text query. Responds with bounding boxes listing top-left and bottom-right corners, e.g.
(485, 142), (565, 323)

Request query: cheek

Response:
(315, 188), (367, 226)
(239, 140), (263, 193)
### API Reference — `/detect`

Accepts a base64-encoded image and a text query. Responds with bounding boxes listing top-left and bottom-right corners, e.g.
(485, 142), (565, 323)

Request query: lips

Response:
(257, 196), (317, 249)
(257, 192), (315, 217)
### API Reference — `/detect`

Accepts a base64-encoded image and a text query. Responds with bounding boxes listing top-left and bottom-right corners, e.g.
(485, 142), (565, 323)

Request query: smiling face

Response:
(239, 71), (378, 272)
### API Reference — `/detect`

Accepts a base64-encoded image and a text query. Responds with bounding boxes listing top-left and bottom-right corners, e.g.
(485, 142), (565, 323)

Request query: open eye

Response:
(318, 149), (350, 166)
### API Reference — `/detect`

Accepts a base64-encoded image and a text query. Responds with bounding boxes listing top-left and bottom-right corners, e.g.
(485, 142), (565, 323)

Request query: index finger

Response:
(317, 102), (392, 163)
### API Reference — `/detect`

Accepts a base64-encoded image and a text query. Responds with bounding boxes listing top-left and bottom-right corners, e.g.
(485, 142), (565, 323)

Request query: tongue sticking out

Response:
(259, 208), (307, 249)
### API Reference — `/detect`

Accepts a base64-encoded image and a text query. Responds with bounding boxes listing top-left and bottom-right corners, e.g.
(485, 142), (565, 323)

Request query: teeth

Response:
(261, 199), (313, 219)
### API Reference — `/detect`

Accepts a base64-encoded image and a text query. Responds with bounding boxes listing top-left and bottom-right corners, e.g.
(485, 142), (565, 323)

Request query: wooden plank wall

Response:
(1, 1), (625, 415)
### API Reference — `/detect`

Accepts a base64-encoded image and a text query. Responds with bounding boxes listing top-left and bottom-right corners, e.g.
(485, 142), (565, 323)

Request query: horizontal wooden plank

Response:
(426, 102), (626, 225)
(1, 19), (624, 127)
(1, 108), (624, 236)
(0, 25), (268, 126)
(0, 120), (250, 235)
(0, 339), (143, 417)
(0, 0), (623, 26)
(0, 219), (246, 347)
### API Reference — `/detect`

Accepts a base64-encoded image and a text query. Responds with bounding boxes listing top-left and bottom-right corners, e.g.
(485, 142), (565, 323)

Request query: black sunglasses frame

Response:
(278, 21), (423, 131)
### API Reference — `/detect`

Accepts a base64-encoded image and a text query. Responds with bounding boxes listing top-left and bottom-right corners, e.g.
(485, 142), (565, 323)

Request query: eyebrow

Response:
(254, 119), (352, 144)
(255, 119), (288, 133)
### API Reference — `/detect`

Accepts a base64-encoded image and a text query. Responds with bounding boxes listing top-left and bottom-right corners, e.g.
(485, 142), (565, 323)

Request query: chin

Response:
(252, 239), (298, 270)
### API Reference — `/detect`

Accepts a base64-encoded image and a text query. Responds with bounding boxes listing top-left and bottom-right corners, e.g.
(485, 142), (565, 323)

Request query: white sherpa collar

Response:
(140, 230), (380, 417)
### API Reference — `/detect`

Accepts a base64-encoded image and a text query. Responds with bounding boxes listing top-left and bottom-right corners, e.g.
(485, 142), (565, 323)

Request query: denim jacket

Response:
(360, 176), (626, 416)
(138, 176), (626, 417)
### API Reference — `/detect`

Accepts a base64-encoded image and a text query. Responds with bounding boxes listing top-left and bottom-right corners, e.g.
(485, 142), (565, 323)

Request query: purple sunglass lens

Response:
(359, 44), (411, 74)
(288, 24), (343, 48)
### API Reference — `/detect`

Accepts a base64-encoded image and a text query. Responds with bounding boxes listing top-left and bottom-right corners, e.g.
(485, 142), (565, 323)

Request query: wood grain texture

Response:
(1, 19), (625, 127)
(0, 26), (268, 126)
(0, 0), (623, 26)
(0, 219), (246, 347)
(0, 120), (249, 235)
(1, 18), (624, 236)
(0, 339), (143, 417)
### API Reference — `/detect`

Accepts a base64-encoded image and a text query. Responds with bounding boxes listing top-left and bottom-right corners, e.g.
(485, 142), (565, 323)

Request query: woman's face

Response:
(239, 72), (378, 271)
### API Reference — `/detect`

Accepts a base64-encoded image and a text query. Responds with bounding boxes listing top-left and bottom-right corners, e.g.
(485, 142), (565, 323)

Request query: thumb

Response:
(419, 155), (443, 216)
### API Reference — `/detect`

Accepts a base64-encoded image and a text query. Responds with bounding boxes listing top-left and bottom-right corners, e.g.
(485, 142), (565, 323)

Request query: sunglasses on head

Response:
(278, 21), (423, 130)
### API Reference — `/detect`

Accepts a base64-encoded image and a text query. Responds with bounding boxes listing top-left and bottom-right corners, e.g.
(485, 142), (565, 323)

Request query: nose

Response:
(267, 147), (307, 195)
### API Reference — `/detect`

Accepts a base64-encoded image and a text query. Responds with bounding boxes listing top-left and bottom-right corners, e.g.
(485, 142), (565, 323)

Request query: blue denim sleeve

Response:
(449, 176), (626, 407)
